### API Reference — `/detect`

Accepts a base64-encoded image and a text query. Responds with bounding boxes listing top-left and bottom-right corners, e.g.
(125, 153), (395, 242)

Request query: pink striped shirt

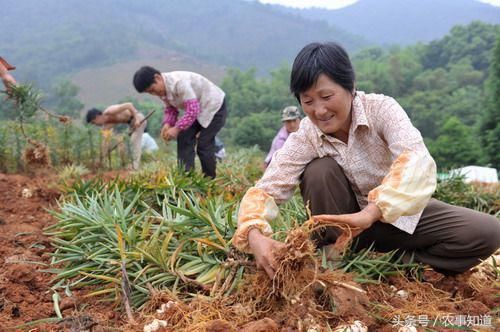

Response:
(159, 71), (225, 129)
(161, 99), (201, 130)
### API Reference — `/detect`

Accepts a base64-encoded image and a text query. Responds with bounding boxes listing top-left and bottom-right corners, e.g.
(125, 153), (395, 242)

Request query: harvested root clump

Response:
(141, 223), (371, 331)
(58, 115), (72, 124)
(264, 225), (370, 328)
(240, 318), (278, 332)
(23, 139), (51, 168)
(468, 251), (500, 291)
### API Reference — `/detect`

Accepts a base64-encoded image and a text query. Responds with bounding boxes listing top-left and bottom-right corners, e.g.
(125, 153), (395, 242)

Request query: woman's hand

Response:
(160, 124), (172, 141)
(248, 228), (286, 279)
(312, 203), (382, 247)
(313, 203), (382, 251)
(164, 126), (181, 141)
(160, 124), (180, 141)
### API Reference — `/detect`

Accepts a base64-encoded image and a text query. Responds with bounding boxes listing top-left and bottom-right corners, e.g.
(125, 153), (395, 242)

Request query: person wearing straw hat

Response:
(264, 106), (301, 168)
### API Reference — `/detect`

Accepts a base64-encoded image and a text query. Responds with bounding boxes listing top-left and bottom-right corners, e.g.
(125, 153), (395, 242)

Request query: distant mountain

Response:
(278, 0), (500, 45)
(0, 0), (368, 90)
(72, 47), (227, 108)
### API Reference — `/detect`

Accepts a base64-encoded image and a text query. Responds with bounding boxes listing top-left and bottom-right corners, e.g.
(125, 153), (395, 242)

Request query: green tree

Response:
(261, 63), (297, 110)
(428, 116), (481, 169)
(422, 22), (499, 72)
(45, 80), (84, 117)
(443, 86), (482, 127)
(387, 46), (423, 96)
(399, 91), (445, 139)
(479, 36), (500, 169)
(447, 58), (483, 89)
(353, 46), (386, 62)
(221, 64), (296, 119)
(221, 68), (264, 118)
(221, 64), (297, 148)
(411, 68), (449, 92)
(354, 59), (394, 95)
(231, 112), (280, 151)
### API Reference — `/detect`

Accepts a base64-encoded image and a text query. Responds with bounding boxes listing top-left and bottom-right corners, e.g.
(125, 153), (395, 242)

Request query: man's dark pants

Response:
(177, 99), (227, 178)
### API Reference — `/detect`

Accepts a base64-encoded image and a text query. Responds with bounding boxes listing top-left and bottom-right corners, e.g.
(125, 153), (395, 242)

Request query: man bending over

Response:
(86, 102), (146, 170)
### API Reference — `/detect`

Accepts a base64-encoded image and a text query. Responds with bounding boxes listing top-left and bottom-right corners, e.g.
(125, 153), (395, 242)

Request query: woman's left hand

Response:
(165, 126), (181, 140)
(312, 203), (382, 239)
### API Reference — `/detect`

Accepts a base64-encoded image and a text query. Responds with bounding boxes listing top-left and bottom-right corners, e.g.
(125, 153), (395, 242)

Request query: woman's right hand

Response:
(248, 228), (286, 279)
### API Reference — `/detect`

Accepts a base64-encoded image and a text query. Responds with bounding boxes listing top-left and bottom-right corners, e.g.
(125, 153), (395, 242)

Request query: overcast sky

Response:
(258, 0), (500, 10)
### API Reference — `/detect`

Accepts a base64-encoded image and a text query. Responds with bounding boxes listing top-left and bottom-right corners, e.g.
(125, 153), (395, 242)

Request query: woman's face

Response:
(299, 74), (353, 137)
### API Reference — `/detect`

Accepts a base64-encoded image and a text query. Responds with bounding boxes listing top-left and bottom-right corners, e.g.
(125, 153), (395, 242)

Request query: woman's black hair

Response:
(290, 42), (355, 101)
(133, 66), (161, 93)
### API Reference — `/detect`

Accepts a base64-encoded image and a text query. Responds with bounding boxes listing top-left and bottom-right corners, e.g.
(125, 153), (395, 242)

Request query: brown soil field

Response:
(0, 172), (498, 331)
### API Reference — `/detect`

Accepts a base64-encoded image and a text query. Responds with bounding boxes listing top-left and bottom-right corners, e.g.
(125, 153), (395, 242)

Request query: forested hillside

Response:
(280, 0), (500, 45)
(1, 1), (498, 171)
(0, 0), (366, 89)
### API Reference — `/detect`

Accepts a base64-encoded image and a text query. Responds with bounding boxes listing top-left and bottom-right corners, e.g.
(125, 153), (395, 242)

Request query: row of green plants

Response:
(46, 152), (281, 310)
(48, 158), (490, 313)
(35, 149), (497, 330)
(0, 81), (151, 172)
(434, 176), (499, 216)
(0, 120), (138, 173)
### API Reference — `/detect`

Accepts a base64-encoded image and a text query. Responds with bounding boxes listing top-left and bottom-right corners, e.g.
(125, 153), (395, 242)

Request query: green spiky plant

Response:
(3, 83), (71, 123)
(2, 84), (56, 168)
(2, 83), (43, 141)
(434, 174), (499, 215)
(46, 174), (427, 315)
(45, 185), (247, 310)
(3, 83), (42, 118)
(57, 164), (90, 183)
(44, 151), (499, 326)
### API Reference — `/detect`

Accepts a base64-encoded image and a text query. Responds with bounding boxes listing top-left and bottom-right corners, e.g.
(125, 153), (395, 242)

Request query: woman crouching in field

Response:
(232, 41), (500, 279)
